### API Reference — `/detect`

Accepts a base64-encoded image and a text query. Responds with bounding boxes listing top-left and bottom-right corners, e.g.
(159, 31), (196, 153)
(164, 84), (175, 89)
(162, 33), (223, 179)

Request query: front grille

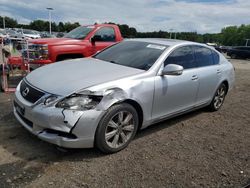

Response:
(20, 80), (45, 103)
(22, 50), (38, 60)
(22, 44), (48, 61)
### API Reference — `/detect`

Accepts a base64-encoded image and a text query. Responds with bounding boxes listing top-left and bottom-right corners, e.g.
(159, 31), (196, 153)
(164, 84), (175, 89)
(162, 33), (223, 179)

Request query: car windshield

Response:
(94, 41), (168, 70)
(64, 26), (94, 39)
(6, 30), (17, 34)
(23, 29), (35, 34)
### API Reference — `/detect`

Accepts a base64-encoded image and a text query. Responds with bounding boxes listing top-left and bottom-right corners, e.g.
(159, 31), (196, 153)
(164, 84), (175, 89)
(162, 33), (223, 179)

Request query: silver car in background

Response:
(13, 39), (235, 153)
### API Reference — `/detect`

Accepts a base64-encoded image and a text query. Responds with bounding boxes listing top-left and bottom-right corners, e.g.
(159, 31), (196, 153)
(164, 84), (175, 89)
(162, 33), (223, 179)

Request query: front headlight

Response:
(27, 43), (49, 60)
(56, 94), (102, 111)
(39, 44), (49, 59)
(44, 95), (58, 105)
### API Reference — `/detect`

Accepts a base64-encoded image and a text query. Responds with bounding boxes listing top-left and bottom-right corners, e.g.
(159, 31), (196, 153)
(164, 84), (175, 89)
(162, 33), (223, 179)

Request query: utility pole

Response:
(169, 29), (173, 39)
(3, 16), (5, 29)
(246, 39), (250, 46)
(46, 7), (54, 35)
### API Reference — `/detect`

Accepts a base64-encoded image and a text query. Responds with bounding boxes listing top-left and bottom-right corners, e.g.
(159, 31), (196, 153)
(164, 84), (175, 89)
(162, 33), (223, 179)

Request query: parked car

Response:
(40, 31), (57, 38)
(5, 29), (24, 39)
(13, 39), (235, 153)
(227, 46), (250, 59)
(24, 24), (123, 66)
(0, 29), (7, 41)
(56, 32), (66, 38)
(216, 46), (230, 53)
(22, 29), (41, 39)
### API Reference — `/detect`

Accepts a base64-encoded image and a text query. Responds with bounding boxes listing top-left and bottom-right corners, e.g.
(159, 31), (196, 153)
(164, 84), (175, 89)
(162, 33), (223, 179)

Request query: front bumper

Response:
(29, 59), (53, 64)
(14, 85), (105, 148)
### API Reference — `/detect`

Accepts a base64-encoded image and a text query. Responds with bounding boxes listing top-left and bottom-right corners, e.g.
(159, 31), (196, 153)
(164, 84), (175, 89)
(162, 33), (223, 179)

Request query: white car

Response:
(0, 29), (7, 39)
(14, 39), (235, 153)
(22, 29), (41, 39)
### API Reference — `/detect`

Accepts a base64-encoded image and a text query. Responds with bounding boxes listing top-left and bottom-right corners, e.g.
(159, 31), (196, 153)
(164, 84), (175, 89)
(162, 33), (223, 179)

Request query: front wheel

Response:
(209, 83), (227, 111)
(95, 103), (139, 153)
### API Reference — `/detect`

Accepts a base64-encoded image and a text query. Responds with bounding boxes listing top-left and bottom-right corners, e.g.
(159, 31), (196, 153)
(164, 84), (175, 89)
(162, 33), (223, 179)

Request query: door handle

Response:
(217, 69), (221, 74)
(191, 75), (198, 80)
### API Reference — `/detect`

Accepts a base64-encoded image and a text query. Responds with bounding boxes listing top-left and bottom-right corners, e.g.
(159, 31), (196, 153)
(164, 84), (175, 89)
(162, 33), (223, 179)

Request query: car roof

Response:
(125, 38), (200, 47)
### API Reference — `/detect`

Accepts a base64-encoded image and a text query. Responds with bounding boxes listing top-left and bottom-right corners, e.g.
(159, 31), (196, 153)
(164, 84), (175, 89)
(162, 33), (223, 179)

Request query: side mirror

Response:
(161, 64), (184, 76)
(91, 35), (102, 44)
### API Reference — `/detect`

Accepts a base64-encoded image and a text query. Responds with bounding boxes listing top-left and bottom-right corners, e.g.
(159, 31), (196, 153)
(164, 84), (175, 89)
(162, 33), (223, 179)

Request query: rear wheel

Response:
(95, 103), (139, 153)
(231, 54), (237, 59)
(209, 83), (227, 111)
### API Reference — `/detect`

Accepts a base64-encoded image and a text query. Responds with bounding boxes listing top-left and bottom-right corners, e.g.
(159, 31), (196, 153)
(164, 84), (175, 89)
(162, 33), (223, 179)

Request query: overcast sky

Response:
(0, 0), (249, 33)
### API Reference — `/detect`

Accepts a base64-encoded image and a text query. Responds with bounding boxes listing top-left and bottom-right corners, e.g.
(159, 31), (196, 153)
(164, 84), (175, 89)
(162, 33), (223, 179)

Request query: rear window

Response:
(212, 50), (220, 65)
(94, 27), (116, 42)
(194, 46), (214, 67)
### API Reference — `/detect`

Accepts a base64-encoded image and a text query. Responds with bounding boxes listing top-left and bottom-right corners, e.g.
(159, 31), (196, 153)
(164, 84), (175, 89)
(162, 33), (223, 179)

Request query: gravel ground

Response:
(0, 58), (249, 188)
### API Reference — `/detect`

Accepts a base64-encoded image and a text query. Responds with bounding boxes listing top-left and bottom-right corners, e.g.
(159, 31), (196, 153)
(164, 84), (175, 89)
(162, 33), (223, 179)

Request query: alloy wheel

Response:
(105, 111), (135, 149)
(213, 85), (226, 109)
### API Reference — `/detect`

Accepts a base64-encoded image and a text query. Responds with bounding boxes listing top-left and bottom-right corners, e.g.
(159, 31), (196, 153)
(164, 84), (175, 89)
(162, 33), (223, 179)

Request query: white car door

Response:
(193, 46), (221, 106)
(152, 46), (199, 120)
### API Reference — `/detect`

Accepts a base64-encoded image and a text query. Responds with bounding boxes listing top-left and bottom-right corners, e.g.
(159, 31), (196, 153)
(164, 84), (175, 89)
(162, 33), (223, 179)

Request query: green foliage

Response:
(221, 25), (250, 46)
(29, 20), (49, 31)
(63, 22), (80, 32)
(104, 22), (137, 37)
(0, 16), (18, 28)
(0, 16), (80, 33)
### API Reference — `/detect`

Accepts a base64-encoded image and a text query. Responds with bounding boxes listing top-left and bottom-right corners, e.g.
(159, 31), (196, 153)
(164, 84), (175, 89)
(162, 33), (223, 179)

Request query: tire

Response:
(95, 103), (139, 153)
(209, 83), (227, 111)
(230, 54), (237, 59)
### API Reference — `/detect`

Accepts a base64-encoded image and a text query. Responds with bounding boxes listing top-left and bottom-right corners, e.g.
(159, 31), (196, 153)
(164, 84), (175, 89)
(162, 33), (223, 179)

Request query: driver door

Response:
(91, 27), (117, 54)
(152, 46), (199, 119)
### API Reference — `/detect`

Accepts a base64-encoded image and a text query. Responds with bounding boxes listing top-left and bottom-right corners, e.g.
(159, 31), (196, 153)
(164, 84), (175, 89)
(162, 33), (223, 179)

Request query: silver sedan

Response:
(13, 39), (235, 153)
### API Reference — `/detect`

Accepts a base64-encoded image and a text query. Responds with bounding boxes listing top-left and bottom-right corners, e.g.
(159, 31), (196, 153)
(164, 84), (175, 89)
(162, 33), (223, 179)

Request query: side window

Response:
(164, 46), (195, 69)
(194, 46), (214, 67)
(94, 27), (116, 42)
(212, 50), (220, 65)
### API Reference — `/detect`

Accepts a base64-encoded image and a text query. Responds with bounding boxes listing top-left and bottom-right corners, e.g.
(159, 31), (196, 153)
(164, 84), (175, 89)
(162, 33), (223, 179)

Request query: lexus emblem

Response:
(22, 87), (30, 97)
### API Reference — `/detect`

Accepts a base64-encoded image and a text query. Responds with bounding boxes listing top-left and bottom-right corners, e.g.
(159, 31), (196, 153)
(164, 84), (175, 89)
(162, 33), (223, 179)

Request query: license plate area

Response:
(14, 101), (25, 116)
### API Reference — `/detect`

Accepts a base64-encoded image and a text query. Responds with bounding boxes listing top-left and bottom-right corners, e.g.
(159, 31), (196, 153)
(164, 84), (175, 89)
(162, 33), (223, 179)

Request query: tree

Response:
(58, 22), (65, 32)
(64, 22), (80, 32)
(29, 20), (48, 31)
(0, 16), (18, 28)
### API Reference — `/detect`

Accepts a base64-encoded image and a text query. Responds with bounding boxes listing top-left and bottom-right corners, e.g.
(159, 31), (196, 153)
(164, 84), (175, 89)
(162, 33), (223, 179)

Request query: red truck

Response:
(25, 24), (123, 66)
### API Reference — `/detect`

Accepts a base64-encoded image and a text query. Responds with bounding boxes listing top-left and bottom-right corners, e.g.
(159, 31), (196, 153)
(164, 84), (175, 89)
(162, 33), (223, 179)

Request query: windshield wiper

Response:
(109, 60), (118, 64)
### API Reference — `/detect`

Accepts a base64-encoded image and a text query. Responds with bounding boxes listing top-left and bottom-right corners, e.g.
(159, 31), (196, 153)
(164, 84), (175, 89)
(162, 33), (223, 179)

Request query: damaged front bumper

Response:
(13, 86), (105, 148)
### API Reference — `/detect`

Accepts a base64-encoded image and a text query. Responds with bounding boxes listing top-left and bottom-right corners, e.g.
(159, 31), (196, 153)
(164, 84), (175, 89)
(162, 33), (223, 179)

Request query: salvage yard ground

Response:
(0, 58), (249, 188)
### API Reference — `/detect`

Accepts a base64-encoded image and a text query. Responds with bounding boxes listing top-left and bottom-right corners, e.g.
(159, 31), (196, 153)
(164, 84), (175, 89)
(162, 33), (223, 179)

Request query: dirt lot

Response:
(0, 58), (249, 188)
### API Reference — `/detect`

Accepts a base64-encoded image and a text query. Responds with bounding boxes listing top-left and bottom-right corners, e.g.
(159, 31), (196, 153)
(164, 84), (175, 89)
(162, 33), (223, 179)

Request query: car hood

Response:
(25, 58), (144, 96)
(29, 38), (86, 46)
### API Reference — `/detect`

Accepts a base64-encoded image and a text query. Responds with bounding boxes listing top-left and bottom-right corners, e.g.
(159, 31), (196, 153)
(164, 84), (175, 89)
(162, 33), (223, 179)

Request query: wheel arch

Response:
(121, 99), (144, 131)
(221, 80), (229, 94)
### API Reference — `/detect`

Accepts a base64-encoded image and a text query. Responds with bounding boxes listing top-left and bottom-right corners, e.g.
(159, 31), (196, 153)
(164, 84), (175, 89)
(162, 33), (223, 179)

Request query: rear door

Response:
(194, 46), (221, 105)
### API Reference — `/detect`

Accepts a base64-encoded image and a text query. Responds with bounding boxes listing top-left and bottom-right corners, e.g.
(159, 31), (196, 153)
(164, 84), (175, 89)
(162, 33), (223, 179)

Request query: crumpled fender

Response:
(79, 79), (147, 111)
